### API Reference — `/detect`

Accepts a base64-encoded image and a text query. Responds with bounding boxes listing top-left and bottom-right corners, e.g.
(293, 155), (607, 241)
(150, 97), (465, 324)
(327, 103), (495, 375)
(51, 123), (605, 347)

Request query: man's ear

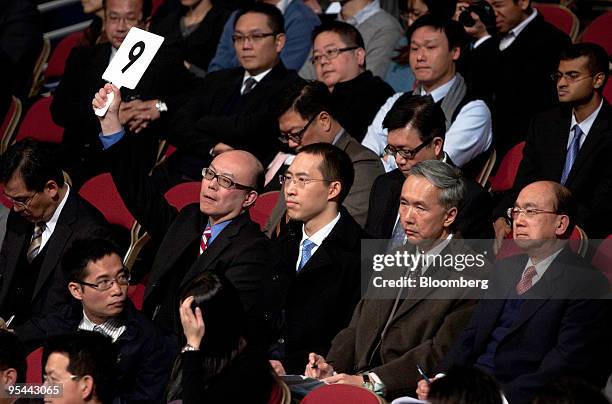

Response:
(68, 282), (84, 301)
(43, 180), (60, 200)
(79, 375), (95, 400)
(593, 72), (605, 90)
(0, 368), (18, 386)
(318, 111), (333, 132)
(451, 46), (461, 62)
(356, 47), (366, 69)
(327, 181), (341, 201)
(275, 33), (286, 53)
(555, 214), (570, 237)
(243, 190), (258, 209)
(443, 207), (458, 228)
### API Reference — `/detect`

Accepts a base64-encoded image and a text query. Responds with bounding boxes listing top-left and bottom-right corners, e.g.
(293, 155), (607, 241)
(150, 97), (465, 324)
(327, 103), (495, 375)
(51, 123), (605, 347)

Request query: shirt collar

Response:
(414, 233), (454, 273)
(46, 185), (70, 235)
(419, 75), (456, 102)
(524, 246), (564, 285)
(79, 311), (126, 343)
(331, 128), (345, 145)
(571, 99), (604, 137)
(243, 68), (273, 85)
(275, 0), (293, 14)
(207, 219), (233, 244)
(300, 212), (341, 247)
(509, 8), (538, 39)
(339, 0), (381, 26)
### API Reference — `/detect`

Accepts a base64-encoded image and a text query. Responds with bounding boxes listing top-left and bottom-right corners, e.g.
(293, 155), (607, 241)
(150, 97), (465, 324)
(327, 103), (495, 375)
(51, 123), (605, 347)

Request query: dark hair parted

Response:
(62, 238), (123, 284)
(276, 80), (335, 120)
(102, 0), (152, 20)
(234, 3), (285, 34)
(428, 366), (503, 404)
(0, 139), (64, 192)
(383, 94), (446, 142)
(560, 42), (609, 89)
(43, 331), (117, 404)
(312, 20), (365, 50)
(297, 143), (354, 203)
(407, 14), (468, 51)
(0, 330), (27, 383)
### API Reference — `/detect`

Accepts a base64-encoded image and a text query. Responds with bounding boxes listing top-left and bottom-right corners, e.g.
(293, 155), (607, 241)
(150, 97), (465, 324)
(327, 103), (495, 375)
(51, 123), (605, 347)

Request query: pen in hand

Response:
(416, 364), (431, 386)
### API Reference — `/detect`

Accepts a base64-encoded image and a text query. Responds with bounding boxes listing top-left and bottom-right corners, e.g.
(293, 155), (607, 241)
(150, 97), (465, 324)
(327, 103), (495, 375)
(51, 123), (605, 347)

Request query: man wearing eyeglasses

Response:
(492, 43), (612, 245)
(15, 238), (176, 403)
(0, 140), (110, 329)
(262, 80), (383, 231)
(365, 93), (494, 248)
(308, 21), (394, 143)
(93, 82), (290, 348)
(160, 2), (301, 184)
(418, 181), (610, 404)
(362, 15), (492, 172)
(268, 142), (366, 376)
(51, 0), (196, 188)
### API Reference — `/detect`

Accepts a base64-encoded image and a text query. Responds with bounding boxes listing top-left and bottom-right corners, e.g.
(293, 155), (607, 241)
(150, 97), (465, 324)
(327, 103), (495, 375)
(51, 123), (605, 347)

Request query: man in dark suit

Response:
(304, 160), (489, 400)
(263, 80), (383, 230)
(366, 94), (494, 247)
(164, 2), (301, 178)
(16, 238), (176, 403)
(0, 140), (110, 327)
(51, 0), (195, 187)
(493, 43), (612, 243)
(419, 181), (611, 404)
(94, 83), (290, 346)
(269, 143), (367, 375)
(466, 0), (571, 158)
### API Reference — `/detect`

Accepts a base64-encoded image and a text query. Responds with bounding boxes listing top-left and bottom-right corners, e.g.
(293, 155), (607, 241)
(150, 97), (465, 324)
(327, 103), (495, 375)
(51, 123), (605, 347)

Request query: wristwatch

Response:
(155, 99), (168, 113)
(181, 343), (199, 353)
(361, 372), (386, 396)
(362, 373), (374, 391)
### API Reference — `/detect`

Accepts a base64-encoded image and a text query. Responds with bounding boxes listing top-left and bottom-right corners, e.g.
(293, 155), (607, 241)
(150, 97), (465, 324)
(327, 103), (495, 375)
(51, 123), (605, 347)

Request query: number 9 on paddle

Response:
(95, 27), (164, 116)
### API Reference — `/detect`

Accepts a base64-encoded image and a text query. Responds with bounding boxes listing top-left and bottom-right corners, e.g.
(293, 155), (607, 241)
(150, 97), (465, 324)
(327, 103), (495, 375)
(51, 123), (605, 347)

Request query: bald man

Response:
(92, 84), (290, 347)
(420, 181), (610, 404)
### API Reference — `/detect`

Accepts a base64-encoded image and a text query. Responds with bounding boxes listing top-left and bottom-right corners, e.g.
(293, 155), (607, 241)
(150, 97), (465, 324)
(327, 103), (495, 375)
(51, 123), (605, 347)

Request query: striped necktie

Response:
(199, 225), (212, 255)
(516, 265), (537, 295)
(26, 222), (45, 263)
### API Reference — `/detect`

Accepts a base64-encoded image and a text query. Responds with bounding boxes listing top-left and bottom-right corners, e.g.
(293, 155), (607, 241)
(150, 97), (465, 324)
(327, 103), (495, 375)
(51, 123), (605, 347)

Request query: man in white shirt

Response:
(362, 15), (492, 171)
(0, 140), (110, 327)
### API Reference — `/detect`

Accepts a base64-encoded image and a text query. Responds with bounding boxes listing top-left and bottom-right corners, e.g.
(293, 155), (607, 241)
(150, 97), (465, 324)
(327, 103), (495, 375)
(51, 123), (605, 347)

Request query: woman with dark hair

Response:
(150, 0), (230, 77)
(167, 273), (275, 403)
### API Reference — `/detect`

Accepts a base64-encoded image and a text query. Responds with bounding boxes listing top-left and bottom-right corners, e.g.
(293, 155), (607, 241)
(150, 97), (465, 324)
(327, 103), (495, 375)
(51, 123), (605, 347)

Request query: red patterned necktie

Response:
(516, 265), (537, 295)
(199, 226), (212, 255)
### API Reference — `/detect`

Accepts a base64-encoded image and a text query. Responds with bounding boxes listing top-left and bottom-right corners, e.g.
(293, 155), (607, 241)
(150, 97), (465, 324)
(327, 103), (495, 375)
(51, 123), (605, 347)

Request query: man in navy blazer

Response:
(418, 181), (611, 404)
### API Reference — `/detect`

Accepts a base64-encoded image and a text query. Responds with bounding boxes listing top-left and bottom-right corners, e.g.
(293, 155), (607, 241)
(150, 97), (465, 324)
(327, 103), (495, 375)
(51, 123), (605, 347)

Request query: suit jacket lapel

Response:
(32, 194), (78, 301)
(180, 214), (248, 288)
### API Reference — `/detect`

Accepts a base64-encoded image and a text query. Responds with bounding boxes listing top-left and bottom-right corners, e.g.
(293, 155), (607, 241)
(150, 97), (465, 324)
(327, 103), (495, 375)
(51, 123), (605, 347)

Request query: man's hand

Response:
(270, 360), (286, 376)
(304, 353), (334, 379)
(119, 100), (161, 133)
(212, 142), (235, 156)
(92, 83), (123, 135)
(493, 216), (512, 254)
(179, 296), (205, 349)
(416, 378), (436, 401)
(322, 373), (363, 386)
(454, 2), (489, 40)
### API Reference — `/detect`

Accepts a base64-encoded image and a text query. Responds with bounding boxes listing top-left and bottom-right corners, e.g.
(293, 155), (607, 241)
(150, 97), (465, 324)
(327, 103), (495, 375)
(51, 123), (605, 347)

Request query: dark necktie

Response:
(242, 77), (257, 95)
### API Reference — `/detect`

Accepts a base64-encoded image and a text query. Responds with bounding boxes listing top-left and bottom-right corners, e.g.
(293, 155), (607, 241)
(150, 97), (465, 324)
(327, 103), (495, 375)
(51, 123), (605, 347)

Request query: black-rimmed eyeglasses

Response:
(384, 137), (434, 160)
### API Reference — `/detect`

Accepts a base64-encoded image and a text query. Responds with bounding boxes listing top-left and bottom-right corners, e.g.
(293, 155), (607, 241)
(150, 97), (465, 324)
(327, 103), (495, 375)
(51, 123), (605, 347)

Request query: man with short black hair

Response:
(309, 21), (394, 142)
(0, 140), (110, 327)
(263, 79), (383, 229)
(43, 332), (117, 404)
(492, 42), (612, 243)
(0, 330), (27, 404)
(270, 143), (366, 375)
(363, 15), (492, 171)
(16, 238), (176, 403)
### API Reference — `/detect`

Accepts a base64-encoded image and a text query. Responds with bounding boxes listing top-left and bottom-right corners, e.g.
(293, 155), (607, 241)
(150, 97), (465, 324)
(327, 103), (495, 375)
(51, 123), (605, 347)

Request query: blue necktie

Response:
(298, 239), (316, 271)
(560, 125), (583, 185)
(389, 216), (406, 251)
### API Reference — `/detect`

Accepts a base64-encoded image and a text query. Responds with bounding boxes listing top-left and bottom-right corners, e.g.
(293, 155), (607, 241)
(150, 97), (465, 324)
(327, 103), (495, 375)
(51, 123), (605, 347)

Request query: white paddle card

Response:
(102, 27), (164, 89)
